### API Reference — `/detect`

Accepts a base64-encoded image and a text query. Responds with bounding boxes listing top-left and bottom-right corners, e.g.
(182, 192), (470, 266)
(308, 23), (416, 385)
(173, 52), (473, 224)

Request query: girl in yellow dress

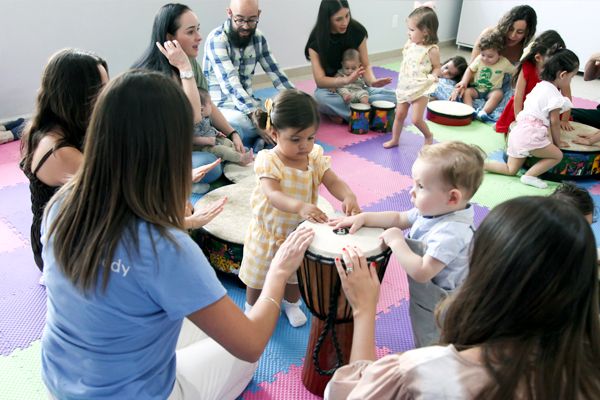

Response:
(239, 89), (361, 327)
(385, 5), (441, 148)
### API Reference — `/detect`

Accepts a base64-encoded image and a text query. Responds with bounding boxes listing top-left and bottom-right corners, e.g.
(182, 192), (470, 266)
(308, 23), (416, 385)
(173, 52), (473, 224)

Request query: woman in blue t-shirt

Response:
(304, 0), (396, 122)
(41, 70), (315, 400)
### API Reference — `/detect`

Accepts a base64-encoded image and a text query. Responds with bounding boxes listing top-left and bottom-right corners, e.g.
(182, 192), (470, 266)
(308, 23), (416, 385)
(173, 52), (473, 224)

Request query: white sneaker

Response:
(520, 175), (548, 189)
(244, 302), (253, 315)
(282, 299), (307, 327)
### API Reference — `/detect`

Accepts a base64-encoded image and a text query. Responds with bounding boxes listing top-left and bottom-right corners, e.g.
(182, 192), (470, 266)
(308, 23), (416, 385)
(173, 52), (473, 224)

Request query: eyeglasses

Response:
(232, 17), (259, 27)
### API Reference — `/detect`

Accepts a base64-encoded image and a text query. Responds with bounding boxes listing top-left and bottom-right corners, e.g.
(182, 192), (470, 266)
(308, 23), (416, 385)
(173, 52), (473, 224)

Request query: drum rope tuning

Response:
(311, 280), (346, 376)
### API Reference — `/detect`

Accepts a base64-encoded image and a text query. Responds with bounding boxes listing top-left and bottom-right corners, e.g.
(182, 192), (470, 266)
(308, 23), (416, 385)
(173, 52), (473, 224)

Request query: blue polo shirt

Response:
(41, 200), (226, 399)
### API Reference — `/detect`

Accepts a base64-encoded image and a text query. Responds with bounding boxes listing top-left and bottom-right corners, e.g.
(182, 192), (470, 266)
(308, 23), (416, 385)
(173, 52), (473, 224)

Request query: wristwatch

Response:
(180, 70), (194, 80)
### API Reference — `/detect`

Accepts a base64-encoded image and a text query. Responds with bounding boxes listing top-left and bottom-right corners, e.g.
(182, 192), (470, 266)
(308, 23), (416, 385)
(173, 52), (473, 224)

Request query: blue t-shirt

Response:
(41, 200), (226, 399)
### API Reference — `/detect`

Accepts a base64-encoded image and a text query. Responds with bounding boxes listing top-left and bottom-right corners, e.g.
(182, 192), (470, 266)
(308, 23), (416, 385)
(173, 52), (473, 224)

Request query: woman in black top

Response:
(304, 0), (395, 122)
(20, 49), (108, 272)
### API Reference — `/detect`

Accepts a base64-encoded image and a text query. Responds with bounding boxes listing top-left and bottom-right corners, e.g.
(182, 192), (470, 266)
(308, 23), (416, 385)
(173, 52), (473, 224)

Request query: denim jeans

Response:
(191, 151), (222, 183)
(314, 87), (396, 120)
(218, 107), (262, 150)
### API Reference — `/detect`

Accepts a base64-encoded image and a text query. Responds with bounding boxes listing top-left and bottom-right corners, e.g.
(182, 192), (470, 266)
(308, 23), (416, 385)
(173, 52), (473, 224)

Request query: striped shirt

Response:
(202, 20), (294, 114)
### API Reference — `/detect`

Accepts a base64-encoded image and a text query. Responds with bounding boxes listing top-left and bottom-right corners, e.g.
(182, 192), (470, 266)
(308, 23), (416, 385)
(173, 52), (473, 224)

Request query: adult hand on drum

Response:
(192, 158), (222, 182)
(334, 246), (380, 317)
(342, 195), (361, 216)
(300, 203), (328, 223)
(370, 77), (392, 88)
(184, 197), (227, 230)
(329, 213), (366, 234)
(270, 226), (315, 280)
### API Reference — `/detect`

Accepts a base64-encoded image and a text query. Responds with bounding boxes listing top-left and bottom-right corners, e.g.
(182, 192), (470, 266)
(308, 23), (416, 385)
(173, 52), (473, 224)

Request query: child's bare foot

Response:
(383, 139), (399, 148)
(239, 149), (254, 166)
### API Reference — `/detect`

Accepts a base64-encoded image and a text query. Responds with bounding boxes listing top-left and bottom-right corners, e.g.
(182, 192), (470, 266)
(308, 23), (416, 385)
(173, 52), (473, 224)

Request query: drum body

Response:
(369, 100), (396, 132)
(426, 100), (474, 126)
(348, 103), (371, 134)
(297, 221), (391, 395)
(523, 122), (600, 180)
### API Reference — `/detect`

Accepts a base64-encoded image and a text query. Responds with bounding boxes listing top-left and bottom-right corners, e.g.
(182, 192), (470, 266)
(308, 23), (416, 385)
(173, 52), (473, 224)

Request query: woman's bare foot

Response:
(239, 149), (254, 166)
(383, 139), (399, 149)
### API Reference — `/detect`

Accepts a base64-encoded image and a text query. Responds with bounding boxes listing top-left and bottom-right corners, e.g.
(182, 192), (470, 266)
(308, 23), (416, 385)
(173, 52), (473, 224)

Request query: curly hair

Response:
(478, 29), (504, 52)
(496, 5), (537, 48)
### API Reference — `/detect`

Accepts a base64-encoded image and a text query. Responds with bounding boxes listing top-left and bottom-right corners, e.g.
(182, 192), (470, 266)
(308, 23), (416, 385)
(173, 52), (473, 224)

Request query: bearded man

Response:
(203, 0), (295, 152)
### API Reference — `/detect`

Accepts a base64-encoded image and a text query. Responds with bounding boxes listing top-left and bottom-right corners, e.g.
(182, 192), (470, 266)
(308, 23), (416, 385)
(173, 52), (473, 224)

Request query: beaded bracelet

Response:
(258, 296), (281, 311)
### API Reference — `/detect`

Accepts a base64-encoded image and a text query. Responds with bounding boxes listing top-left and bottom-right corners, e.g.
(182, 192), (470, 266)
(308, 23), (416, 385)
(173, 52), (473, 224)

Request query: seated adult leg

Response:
(314, 88), (351, 121)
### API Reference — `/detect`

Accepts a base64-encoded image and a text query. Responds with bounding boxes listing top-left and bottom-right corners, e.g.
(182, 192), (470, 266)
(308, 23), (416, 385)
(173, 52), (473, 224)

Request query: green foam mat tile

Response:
(381, 61), (402, 72)
(0, 341), (46, 399)
(407, 120), (506, 156)
(473, 172), (558, 209)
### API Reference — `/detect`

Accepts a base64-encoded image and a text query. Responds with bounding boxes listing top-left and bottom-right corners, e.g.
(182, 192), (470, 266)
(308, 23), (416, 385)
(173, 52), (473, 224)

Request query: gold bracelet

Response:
(258, 296), (281, 311)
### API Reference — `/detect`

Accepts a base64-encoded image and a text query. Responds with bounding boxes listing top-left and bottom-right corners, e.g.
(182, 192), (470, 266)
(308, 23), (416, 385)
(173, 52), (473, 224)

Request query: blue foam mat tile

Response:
(316, 140), (336, 153)
(220, 278), (312, 391)
(343, 130), (429, 175)
(375, 300), (415, 353)
(253, 87), (279, 101)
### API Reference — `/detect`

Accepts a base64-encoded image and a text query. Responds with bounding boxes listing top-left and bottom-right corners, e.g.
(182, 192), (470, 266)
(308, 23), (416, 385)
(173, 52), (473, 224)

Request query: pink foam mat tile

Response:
(0, 219), (28, 254)
(317, 121), (384, 148)
(319, 150), (413, 210)
(572, 96), (599, 109)
(376, 346), (393, 359)
(377, 257), (410, 315)
(294, 80), (317, 95)
(242, 364), (321, 400)
(0, 141), (27, 187)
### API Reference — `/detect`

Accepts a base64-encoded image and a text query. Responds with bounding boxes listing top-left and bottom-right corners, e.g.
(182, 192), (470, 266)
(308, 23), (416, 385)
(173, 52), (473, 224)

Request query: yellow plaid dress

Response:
(239, 145), (330, 289)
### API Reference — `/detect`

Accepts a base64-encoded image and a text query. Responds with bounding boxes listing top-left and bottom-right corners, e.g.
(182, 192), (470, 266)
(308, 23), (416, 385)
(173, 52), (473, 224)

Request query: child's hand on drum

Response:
(184, 197), (227, 230)
(329, 214), (365, 234)
(334, 246), (380, 316)
(573, 130), (600, 146)
(560, 120), (574, 131)
(270, 226), (315, 280)
(300, 203), (328, 223)
(379, 227), (405, 248)
(558, 140), (570, 148)
(342, 195), (361, 216)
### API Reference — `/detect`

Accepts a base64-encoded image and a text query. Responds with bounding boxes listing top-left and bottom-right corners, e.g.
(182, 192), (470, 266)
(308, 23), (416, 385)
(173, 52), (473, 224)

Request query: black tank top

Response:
(21, 144), (73, 271)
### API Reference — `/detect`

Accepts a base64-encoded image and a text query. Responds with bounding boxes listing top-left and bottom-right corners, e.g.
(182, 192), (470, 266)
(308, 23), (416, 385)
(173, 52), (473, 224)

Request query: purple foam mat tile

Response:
(343, 130), (428, 175)
(472, 203), (490, 228)
(362, 189), (414, 213)
(0, 285), (46, 355)
(375, 300), (415, 352)
(0, 247), (40, 297)
(0, 183), (32, 239)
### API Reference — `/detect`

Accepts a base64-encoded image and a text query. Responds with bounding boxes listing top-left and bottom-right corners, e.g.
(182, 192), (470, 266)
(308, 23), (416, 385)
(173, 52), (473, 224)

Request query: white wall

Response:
(0, 0), (462, 120)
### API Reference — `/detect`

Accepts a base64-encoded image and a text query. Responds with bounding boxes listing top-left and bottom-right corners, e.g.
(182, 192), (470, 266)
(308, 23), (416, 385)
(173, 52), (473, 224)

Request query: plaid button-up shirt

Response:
(202, 20), (294, 114)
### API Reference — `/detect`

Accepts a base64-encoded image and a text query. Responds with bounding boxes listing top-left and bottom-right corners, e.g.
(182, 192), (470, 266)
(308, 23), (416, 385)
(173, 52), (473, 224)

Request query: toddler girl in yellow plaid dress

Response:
(239, 89), (361, 327)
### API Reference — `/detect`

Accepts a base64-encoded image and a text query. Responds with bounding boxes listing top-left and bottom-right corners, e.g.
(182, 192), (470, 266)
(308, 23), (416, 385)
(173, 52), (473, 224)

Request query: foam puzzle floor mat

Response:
(1, 66), (599, 399)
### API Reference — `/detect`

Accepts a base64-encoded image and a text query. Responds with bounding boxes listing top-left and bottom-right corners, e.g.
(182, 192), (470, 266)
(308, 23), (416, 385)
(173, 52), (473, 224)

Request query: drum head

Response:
(427, 100), (474, 117)
(194, 181), (335, 243)
(299, 220), (388, 259)
(559, 122), (600, 152)
(371, 100), (395, 109)
(224, 162), (254, 183)
(350, 103), (371, 111)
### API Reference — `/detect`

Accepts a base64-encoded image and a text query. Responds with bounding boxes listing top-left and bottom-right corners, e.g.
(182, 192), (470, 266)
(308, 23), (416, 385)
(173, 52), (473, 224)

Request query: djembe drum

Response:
(348, 103), (371, 134)
(426, 100), (475, 126)
(370, 100), (396, 132)
(523, 122), (600, 180)
(192, 179), (335, 279)
(297, 220), (392, 395)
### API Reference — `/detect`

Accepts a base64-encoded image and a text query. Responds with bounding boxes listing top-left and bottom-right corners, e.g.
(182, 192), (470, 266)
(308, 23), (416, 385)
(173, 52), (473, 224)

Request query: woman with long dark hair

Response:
(41, 70), (315, 399)
(20, 48), (108, 272)
(325, 196), (600, 399)
(304, 0), (395, 123)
